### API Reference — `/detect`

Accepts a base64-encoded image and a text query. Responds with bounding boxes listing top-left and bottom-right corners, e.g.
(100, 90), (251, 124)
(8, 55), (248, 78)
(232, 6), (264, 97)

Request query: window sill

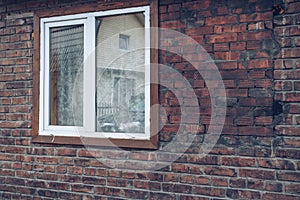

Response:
(31, 134), (158, 149)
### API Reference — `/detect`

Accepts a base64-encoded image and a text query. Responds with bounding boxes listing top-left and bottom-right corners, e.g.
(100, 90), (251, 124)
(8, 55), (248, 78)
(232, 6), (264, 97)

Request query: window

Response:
(32, 1), (158, 149)
(119, 34), (130, 50)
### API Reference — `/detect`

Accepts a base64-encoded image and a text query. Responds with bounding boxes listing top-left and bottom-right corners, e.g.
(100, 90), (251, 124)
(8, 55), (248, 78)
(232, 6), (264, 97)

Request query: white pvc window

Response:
(39, 6), (151, 140)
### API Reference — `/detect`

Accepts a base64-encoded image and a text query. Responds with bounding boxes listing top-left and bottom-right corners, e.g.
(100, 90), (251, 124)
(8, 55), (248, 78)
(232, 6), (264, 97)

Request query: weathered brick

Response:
(194, 186), (226, 197)
(265, 181), (283, 192)
(162, 183), (192, 193)
(277, 171), (300, 182)
(226, 189), (260, 199)
(207, 33), (237, 43)
(239, 169), (275, 180)
(284, 183), (300, 195)
(211, 177), (228, 187)
(205, 166), (236, 177)
(222, 157), (256, 167)
(247, 179), (264, 190)
(248, 22), (265, 30)
(240, 12), (273, 22)
(71, 184), (93, 193)
(229, 178), (246, 188)
(206, 16), (238, 25)
(262, 193), (299, 200)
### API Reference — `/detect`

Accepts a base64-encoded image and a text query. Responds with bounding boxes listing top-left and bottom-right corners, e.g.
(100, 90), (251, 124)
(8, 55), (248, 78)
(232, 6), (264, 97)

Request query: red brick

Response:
(275, 81), (292, 91)
(248, 59), (272, 69)
(48, 182), (69, 190)
(167, 4), (180, 12)
(214, 52), (240, 60)
(194, 186), (226, 197)
(217, 7), (229, 15)
(229, 179), (246, 188)
(162, 183), (192, 193)
(278, 171), (300, 182)
(248, 70), (265, 79)
(71, 185), (93, 193)
(247, 41), (260, 50)
(185, 27), (213, 35)
(160, 12), (179, 21)
(171, 163), (189, 173)
(129, 152), (155, 161)
(206, 16), (238, 25)
(55, 148), (76, 156)
(214, 43), (229, 51)
(258, 158), (295, 170)
(295, 81), (300, 90)
(222, 157), (256, 167)
(283, 138), (300, 148)
(263, 193), (299, 200)
(248, 22), (265, 30)
(236, 117), (253, 125)
(226, 189), (260, 199)
(285, 93), (300, 102)
(68, 166), (82, 175)
(161, 20), (184, 29)
(206, 33), (237, 43)
(247, 179), (264, 190)
(194, 176), (210, 185)
(211, 177), (228, 187)
(238, 32), (272, 41)
(285, 183), (300, 194)
(230, 42), (246, 50)
(240, 12), (272, 22)
(36, 157), (58, 164)
(255, 116), (272, 125)
(107, 169), (120, 177)
(265, 182), (283, 192)
(227, 89), (248, 97)
(160, 5), (167, 13)
(255, 79), (272, 88)
(164, 174), (179, 182)
(239, 169), (275, 180)
(204, 166), (236, 177)
(274, 70), (300, 80)
(6, 18), (25, 26)
(223, 24), (247, 32)
(274, 16), (293, 26)
(286, 2), (300, 13)
(276, 127), (300, 136)
(276, 148), (300, 159)
(179, 175), (194, 184)
(214, 25), (223, 33)
(182, 0), (210, 10)
(107, 177), (132, 187)
(281, 48), (300, 58)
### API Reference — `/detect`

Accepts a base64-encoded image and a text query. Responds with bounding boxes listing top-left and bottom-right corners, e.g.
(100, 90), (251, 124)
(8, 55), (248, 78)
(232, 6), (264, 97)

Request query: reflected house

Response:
(96, 13), (146, 133)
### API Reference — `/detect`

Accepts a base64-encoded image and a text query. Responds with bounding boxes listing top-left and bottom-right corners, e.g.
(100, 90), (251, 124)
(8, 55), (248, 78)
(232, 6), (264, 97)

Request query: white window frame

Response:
(39, 6), (151, 140)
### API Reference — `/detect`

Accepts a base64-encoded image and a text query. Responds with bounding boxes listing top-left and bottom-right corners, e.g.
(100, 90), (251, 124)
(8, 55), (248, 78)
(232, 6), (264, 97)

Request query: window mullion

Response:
(83, 16), (96, 133)
(144, 7), (151, 138)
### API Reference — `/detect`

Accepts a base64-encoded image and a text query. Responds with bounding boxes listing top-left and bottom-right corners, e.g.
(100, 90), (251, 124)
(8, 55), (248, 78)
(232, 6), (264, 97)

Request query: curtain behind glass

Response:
(49, 25), (84, 126)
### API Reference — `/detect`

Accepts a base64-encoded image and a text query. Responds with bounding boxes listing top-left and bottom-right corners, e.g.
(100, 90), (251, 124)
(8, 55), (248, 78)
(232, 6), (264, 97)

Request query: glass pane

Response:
(119, 34), (129, 50)
(49, 25), (84, 126)
(96, 13), (145, 133)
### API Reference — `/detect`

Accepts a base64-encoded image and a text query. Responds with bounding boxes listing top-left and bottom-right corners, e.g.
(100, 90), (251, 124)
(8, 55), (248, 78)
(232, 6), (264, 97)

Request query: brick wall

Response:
(0, 0), (299, 199)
